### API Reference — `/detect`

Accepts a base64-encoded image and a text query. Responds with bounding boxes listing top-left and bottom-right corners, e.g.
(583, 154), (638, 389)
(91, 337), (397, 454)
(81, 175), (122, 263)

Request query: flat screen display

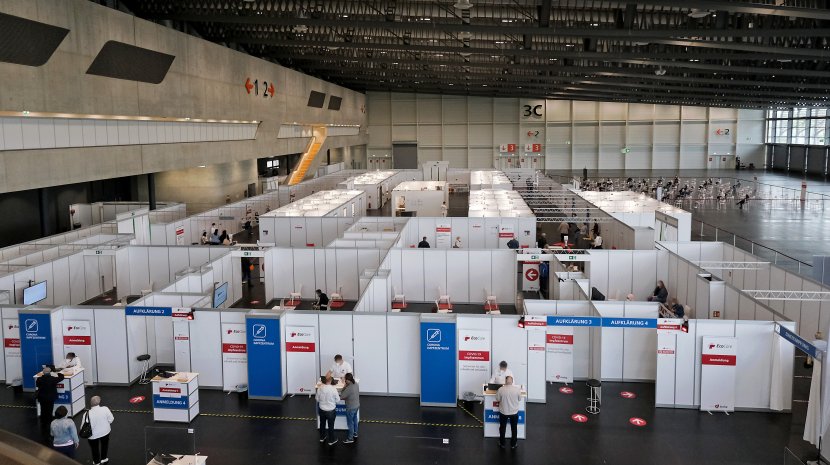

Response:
(213, 282), (228, 308)
(307, 90), (326, 108)
(23, 281), (47, 305)
(327, 96), (342, 111)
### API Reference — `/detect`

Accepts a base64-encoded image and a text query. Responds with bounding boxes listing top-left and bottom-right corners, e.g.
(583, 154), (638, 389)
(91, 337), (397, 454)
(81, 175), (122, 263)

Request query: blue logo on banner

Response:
(19, 313), (52, 390)
(546, 316), (602, 327)
(420, 322), (456, 405)
(484, 409), (526, 424)
(56, 392), (71, 403)
(776, 324), (822, 360)
(246, 318), (282, 398)
(601, 317), (657, 328)
(152, 395), (189, 410)
(125, 306), (172, 317)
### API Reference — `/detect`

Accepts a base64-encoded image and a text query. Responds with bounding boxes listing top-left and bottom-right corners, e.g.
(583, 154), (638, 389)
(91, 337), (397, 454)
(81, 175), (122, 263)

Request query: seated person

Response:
(326, 354), (352, 380)
(209, 231), (221, 244)
(418, 237), (430, 248)
(314, 289), (329, 310)
(200, 231), (208, 245)
(670, 298), (685, 318)
(57, 352), (82, 371)
(648, 280), (668, 304)
(489, 361), (514, 385)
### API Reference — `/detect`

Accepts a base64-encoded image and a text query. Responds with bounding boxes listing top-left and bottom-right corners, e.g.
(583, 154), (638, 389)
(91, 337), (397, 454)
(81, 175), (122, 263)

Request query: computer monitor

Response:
(213, 282), (228, 308)
(23, 281), (47, 305)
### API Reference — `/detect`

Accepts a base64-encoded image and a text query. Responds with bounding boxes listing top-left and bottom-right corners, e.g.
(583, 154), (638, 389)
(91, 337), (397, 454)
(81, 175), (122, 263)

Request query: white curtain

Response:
(769, 333), (785, 411)
(805, 359), (822, 446)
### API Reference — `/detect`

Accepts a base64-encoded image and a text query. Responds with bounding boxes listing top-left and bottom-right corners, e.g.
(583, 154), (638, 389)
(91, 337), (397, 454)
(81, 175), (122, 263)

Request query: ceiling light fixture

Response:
(687, 9), (712, 18)
(453, 0), (474, 10)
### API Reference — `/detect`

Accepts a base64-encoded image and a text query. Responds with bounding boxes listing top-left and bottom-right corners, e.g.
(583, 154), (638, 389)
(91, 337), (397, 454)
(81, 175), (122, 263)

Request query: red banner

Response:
(701, 354), (736, 366)
(657, 324), (681, 331)
(159, 387), (181, 394)
(222, 343), (247, 354)
(546, 334), (574, 345)
(62, 336), (91, 345)
(458, 350), (490, 361)
(524, 320), (545, 327)
(3, 338), (20, 348)
(286, 342), (316, 352)
(498, 232), (514, 238)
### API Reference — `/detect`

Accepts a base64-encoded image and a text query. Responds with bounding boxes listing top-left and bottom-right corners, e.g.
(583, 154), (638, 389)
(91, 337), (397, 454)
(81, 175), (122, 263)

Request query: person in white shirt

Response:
(441, 202), (448, 217)
(495, 376), (522, 449)
(86, 396), (114, 465)
(592, 234), (603, 249)
(316, 377), (340, 445)
(453, 236), (462, 248)
(327, 354), (353, 379)
(490, 361), (514, 384)
(58, 353), (82, 371)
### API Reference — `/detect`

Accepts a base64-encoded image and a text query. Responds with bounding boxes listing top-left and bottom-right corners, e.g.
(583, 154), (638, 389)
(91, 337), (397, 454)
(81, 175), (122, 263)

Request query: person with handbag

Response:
(84, 396), (114, 465)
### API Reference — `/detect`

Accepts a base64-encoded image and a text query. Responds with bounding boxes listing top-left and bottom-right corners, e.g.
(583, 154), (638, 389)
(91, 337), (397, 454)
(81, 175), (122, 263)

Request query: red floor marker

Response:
(250, 300), (260, 305)
(559, 387), (574, 394)
(629, 417), (647, 427)
(620, 391), (637, 399)
(129, 396), (145, 404)
(571, 413), (588, 423)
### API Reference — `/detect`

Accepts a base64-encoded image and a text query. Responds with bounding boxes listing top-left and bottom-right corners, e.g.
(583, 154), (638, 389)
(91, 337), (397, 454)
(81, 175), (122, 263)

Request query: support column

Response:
(38, 188), (49, 237)
(147, 172), (157, 210)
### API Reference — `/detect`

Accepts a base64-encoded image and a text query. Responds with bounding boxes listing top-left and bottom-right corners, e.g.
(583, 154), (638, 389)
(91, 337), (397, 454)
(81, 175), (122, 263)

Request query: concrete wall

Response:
(0, 0), (367, 193)
(152, 160), (259, 215)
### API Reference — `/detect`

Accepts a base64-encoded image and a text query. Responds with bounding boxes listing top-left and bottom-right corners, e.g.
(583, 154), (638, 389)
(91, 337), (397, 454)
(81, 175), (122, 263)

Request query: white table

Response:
(152, 372), (200, 423)
(147, 455), (207, 465)
(315, 378), (360, 431)
(482, 385), (527, 440)
(34, 368), (85, 417)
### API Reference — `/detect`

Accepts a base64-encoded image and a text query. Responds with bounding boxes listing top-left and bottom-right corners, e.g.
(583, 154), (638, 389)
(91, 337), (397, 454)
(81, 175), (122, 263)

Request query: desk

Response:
(147, 455), (207, 465)
(315, 378), (360, 431)
(34, 368), (85, 417)
(151, 372), (200, 423)
(482, 385), (527, 440)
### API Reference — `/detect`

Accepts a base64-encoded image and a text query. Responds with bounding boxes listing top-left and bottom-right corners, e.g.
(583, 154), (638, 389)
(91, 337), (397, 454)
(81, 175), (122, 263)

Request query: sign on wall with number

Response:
(244, 77), (276, 98)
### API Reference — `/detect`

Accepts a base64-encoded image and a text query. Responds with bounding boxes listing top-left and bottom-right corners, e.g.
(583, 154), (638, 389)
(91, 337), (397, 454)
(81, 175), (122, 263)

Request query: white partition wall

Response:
(592, 301), (659, 382)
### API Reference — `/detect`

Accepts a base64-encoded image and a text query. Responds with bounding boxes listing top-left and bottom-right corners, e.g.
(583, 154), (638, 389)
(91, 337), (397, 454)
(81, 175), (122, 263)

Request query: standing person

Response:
(316, 377), (340, 446)
(211, 223), (218, 236)
(50, 406), (79, 458)
(558, 221), (569, 242)
(536, 232), (547, 249)
(86, 396), (114, 465)
(418, 237), (431, 248)
(340, 373), (360, 444)
(240, 256), (253, 287)
(452, 236), (462, 248)
(592, 234), (603, 249)
(495, 376), (522, 450)
(506, 237), (519, 249)
(36, 367), (64, 423)
(441, 201), (448, 217)
(592, 221), (600, 238)
(737, 194), (749, 210)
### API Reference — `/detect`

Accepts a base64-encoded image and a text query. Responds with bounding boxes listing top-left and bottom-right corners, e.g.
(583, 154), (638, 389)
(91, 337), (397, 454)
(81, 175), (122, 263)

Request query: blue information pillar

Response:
(246, 313), (283, 400)
(19, 310), (54, 391)
(419, 316), (457, 407)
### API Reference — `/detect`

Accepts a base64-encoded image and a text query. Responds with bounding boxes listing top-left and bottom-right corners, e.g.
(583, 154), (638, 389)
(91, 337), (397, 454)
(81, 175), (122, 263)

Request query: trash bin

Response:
(461, 391), (477, 411)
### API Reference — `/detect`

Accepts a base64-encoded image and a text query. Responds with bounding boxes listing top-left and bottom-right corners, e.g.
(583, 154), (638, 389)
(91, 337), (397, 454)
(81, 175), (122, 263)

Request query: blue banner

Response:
(776, 324), (822, 360)
(125, 306), (172, 317)
(601, 317), (657, 328)
(152, 395), (189, 410)
(19, 313), (53, 390)
(246, 318), (282, 398)
(420, 321), (457, 406)
(56, 392), (71, 404)
(484, 409), (526, 424)
(546, 316), (602, 327)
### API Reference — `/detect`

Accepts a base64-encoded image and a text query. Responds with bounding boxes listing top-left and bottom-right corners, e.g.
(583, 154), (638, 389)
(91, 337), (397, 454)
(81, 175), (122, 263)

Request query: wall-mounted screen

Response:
(213, 282), (228, 308)
(307, 91), (326, 108)
(23, 281), (47, 305)
(327, 96), (342, 111)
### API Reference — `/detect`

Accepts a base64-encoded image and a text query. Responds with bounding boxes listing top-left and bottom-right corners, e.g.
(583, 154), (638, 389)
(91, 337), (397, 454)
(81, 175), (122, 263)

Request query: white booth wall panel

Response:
(734, 322), (773, 409)
(148, 248), (173, 292)
(491, 251), (517, 304)
(586, 253), (609, 298)
(189, 247), (211, 267)
(68, 254), (86, 303)
(319, 314), (354, 374)
(607, 253), (633, 300)
(401, 251), (425, 301)
(293, 249), (317, 299)
(672, 322), (698, 407)
(357, 249), (381, 280)
(467, 218), (485, 248)
(484, 218), (502, 248)
(290, 218), (307, 247)
(49, 309), (65, 368)
(386, 314), (420, 395)
(388, 249), (403, 297)
(799, 281), (821, 338)
(336, 249), (360, 300)
(491, 317), (529, 385)
(115, 248), (131, 299)
(423, 250), (448, 301)
(621, 305), (658, 381)
(314, 250), (329, 295)
(468, 251), (492, 304)
(127, 247), (150, 293)
(692, 320), (735, 406)
(272, 249), (294, 299)
(306, 218), (324, 248)
(446, 251), (469, 303)
(324, 249), (339, 299)
(52, 257), (71, 305)
(449, 219), (470, 250)
(353, 314), (389, 393)
(189, 312), (223, 388)
(126, 316), (151, 382)
(33, 263), (54, 305)
(153, 317), (173, 364)
(168, 248), (191, 280)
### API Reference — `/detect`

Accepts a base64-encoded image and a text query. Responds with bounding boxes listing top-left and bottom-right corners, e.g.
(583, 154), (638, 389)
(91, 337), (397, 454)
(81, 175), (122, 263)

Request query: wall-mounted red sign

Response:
(245, 78), (275, 98)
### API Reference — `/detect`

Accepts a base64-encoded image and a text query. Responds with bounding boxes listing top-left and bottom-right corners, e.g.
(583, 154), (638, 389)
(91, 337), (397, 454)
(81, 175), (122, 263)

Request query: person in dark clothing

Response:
(648, 280), (668, 304)
(36, 366), (65, 423)
(315, 289), (330, 310)
(592, 222), (600, 238)
(737, 194), (750, 210)
(536, 232), (547, 249)
(670, 298), (685, 318)
(418, 237), (430, 248)
(506, 238), (519, 249)
(241, 256), (253, 287)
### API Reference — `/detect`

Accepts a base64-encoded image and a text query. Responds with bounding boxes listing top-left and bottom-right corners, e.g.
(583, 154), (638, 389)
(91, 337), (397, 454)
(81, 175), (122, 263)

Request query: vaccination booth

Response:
(257, 190), (367, 247)
(392, 181), (449, 217)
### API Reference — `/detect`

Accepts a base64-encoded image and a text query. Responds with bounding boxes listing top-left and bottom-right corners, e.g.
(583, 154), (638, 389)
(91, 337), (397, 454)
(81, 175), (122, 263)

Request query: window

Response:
(766, 107), (830, 145)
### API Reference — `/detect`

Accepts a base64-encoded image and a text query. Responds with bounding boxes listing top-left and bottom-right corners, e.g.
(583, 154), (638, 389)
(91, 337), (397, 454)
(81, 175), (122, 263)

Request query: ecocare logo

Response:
(8, 323), (18, 330)
(290, 331), (311, 338)
(66, 325), (84, 332)
(226, 329), (245, 335)
(708, 343), (733, 350)
(464, 335), (485, 341)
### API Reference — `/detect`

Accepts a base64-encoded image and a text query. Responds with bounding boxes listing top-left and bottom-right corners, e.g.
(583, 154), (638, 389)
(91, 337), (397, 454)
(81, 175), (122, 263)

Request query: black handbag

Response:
(79, 410), (92, 439)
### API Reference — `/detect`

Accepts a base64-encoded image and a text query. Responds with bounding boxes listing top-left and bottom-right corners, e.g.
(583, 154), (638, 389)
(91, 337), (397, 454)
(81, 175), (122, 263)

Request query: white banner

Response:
(173, 320), (191, 373)
(3, 319), (21, 382)
(221, 323), (248, 391)
(545, 326), (574, 383)
(522, 263), (540, 291)
(285, 325), (317, 394)
(457, 329), (490, 397)
(436, 223), (452, 249)
(700, 336), (737, 412)
(655, 332), (677, 406)
(62, 320), (93, 380)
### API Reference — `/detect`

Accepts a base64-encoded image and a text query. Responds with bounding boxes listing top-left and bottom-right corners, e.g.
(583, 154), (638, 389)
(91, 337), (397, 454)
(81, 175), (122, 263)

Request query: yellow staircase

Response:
(288, 130), (326, 185)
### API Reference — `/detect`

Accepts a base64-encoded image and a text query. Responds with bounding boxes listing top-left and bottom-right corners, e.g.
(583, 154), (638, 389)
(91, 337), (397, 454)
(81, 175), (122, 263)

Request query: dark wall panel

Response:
(307, 91), (326, 108)
(772, 145), (789, 169)
(86, 41), (175, 84)
(393, 143), (418, 169)
(789, 146), (807, 173)
(807, 147), (828, 176)
(0, 12), (69, 67)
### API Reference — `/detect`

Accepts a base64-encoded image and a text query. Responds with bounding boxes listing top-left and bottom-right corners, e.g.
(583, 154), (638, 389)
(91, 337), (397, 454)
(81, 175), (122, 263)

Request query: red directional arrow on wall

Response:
(245, 78), (254, 94)
(268, 82), (275, 97)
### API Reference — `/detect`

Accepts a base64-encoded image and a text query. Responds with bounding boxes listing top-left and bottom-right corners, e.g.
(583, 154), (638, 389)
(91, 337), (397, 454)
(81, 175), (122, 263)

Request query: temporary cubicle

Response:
(257, 190), (367, 247)
(392, 181), (449, 217)
(394, 216), (537, 249)
(69, 201), (183, 230)
(470, 170), (513, 190)
(338, 170), (406, 210)
(468, 190), (533, 218)
(577, 191), (692, 243)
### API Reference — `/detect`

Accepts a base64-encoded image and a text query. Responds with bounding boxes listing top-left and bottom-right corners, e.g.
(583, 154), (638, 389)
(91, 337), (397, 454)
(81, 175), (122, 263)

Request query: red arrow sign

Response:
(559, 387), (573, 395)
(629, 417), (647, 427)
(715, 129), (723, 135)
(620, 391), (637, 399)
(267, 82), (275, 97)
(245, 78), (254, 94)
(129, 395), (145, 404)
(571, 413), (588, 423)
(525, 269), (539, 281)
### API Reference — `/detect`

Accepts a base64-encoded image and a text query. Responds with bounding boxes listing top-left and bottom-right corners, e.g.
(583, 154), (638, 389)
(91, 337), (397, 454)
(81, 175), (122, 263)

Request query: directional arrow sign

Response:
(525, 268), (539, 281)
(559, 387), (574, 395)
(245, 78), (254, 94)
(629, 417), (647, 427)
(620, 391), (637, 399)
(267, 82), (275, 97)
(571, 413), (588, 423)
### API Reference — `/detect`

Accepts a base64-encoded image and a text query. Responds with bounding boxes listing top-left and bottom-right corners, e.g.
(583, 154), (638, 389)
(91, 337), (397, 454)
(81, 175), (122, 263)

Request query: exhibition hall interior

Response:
(3, 1), (830, 464)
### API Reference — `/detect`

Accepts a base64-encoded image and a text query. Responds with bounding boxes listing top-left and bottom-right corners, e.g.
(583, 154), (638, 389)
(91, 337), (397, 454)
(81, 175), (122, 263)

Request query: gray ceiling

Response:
(114, 0), (830, 108)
